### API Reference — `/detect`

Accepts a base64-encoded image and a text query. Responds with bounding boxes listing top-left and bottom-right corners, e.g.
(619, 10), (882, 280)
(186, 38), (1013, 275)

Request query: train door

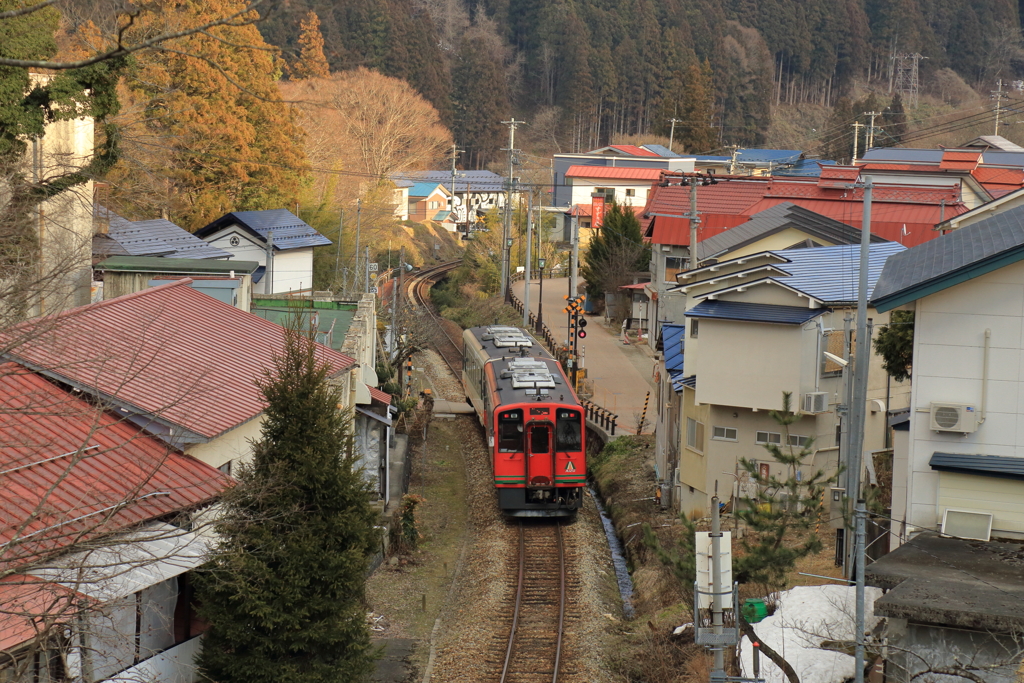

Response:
(526, 423), (554, 487)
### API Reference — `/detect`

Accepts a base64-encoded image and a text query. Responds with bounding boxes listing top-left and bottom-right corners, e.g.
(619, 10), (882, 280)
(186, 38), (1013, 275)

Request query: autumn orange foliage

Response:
(291, 11), (330, 80)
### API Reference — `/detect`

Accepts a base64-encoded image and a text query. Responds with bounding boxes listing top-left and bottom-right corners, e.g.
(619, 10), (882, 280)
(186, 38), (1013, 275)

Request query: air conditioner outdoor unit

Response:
(942, 508), (993, 541)
(929, 402), (978, 433)
(803, 392), (828, 414)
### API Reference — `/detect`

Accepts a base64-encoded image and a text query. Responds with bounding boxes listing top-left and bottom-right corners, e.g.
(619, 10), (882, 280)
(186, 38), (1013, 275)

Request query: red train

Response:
(462, 325), (586, 517)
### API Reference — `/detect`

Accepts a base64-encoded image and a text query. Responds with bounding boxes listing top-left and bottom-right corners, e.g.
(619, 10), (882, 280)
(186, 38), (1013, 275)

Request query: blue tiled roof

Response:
(408, 182), (445, 198)
(196, 209), (331, 250)
(930, 452), (1024, 481)
(679, 375), (696, 389)
(686, 300), (825, 325)
(771, 242), (906, 303)
(662, 323), (685, 372)
(774, 159), (836, 178)
(641, 144), (680, 157)
(395, 171), (505, 193)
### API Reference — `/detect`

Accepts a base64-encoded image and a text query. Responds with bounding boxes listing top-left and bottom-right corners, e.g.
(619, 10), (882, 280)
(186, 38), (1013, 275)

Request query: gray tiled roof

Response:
(930, 452), (1024, 481)
(196, 209), (332, 250)
(685, 300), (825, 325)
(696, 202), (887, 259)
(871, 204), (1024, 307)
(95, 206), (233, 260)
(393, 170), (505, 193)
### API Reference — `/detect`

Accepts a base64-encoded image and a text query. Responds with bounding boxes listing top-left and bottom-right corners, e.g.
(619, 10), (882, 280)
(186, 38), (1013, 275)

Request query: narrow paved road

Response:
(513, 277), (656, 434)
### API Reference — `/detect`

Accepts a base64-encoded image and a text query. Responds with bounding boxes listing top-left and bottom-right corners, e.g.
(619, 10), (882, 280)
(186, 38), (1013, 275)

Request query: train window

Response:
(556, 410), (582, 451)
(498, 413), (523, 452)
(530, 426), (551, 454)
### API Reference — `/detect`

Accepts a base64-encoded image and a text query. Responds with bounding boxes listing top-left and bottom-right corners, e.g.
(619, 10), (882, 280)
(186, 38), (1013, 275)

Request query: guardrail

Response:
(508, 290), (617, 436)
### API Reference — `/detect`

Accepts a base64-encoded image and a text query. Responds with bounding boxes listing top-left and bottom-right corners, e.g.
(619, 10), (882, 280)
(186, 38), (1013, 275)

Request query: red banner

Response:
(592, 195), (606, 228)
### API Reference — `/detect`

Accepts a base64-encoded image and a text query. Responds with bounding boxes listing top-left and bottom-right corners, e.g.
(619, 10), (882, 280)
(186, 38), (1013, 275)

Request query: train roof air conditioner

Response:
(929, 402), (978, 433)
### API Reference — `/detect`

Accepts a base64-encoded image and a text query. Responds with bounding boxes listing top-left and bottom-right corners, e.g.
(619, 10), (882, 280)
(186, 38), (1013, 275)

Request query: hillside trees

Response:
(291, 10), (330, 79)
(452, 35), (510, 168)
(103, 0), (308, 229)
(196, 322), (378, 683)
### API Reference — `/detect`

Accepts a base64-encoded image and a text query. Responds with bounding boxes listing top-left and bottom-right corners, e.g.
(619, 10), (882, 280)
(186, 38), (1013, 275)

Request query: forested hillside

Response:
(260, 0), (1024, 164)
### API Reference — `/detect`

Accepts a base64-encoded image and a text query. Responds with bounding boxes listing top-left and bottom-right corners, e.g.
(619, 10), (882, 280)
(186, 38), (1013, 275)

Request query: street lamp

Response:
(536, 257), (546, 334)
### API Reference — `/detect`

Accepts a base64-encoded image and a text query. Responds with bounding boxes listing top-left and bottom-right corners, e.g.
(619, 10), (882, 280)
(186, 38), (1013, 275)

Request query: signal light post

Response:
(535, 258), (546, 334)
(563, 295), (587, 387)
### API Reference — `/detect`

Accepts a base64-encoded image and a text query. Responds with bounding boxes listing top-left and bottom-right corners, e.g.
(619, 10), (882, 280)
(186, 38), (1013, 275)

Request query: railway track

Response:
(408, 260), (463, 375)
(499, 522), (567, 683)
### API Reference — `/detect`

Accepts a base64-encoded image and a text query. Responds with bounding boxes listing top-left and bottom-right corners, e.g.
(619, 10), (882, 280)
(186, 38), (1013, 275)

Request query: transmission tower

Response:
(894, 53), (923, 108)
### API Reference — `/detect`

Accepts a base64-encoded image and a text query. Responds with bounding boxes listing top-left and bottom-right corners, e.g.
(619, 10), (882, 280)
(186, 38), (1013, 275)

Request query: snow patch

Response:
(738, 584), (882, 683)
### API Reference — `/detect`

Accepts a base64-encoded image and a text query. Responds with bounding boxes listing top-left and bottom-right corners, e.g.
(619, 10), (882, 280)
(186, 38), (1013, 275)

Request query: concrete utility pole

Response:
(992, 79), (1006, 136)
(854, 498), (867, 683)
(852, 121), (863, 163)
(450, 143), (465, 218)
(570, 214), (580, 297)
(354, 198), (362, 295)
(864, 111), (882, 150)
(334, 209), (343, 292)
(500, 118), (525, 300)
(524, 191), (533, 328)
(710, 494), (725, 674)
(726, 145), (740, 174)
(688, 180), (700, 270)
(668, 117), (682, 153)
(364, 245), (370, 293)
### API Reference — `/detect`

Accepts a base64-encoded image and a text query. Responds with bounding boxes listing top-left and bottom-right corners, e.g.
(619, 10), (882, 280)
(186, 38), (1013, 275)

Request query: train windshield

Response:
(555, 410), (582, 451)
(498, 411), (523, 452)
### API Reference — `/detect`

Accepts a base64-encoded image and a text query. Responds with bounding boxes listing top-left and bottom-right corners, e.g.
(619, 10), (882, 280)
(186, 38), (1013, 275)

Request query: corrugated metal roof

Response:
(196, 209), (332, 250)
(607, 145), (659, 157)
(662, 323), (685, 372)
(96, 256), (259, 273)
(0, 576), (84, 649)
(109, 219), (235, 259)
(0, 364), (226, 569)
(393, 170), (505, 193)
(369, 386), (392, 405)
(408, 181), (445, 197)
(641, 144), (679, 157)
(930, 452), (1024, 481)
(774, 159), (835, 177)
(769, 242), (906, 303)
(872, 203), (1024, 309)
(738, 149), (804, 163)
(565, 165), (663, 181)
(4, 281), (355, 441)
(685, 300), (825, 324)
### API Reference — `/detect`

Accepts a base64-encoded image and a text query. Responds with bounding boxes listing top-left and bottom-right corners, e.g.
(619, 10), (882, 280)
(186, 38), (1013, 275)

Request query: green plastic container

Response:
(742, 598), (768, 624)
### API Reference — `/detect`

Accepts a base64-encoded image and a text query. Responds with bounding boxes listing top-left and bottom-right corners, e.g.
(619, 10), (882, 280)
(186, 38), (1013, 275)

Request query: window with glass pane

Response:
(756, 431), (782, 444)
(498, 413), (523, 452)
(712, 426), (737, 441)
(556, 410), (582, 450)
(687, 418), (705, 451)
(789, 434), (810, 447)
(664, 256), (685, 282)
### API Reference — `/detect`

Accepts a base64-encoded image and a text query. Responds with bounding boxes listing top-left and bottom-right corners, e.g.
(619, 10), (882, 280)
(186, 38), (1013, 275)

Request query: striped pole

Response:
(639, 390), (651, 434)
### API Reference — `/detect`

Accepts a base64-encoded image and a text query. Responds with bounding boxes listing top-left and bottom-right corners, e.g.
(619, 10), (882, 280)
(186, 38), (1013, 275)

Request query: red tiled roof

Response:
(940, 150), (983, 170)
(608, 145), (659, 157)
(5, 281), (356, 440)
(369, 385), (392, 405)
(618, 282), (650, 290)
(642, 177), (967, 248)
(817, 165), (861, 188)
(972, 165), (1024, 190)
(0, 576), (85, 650)
(565, 165), (663, 181)
(0, 364), (227, 568)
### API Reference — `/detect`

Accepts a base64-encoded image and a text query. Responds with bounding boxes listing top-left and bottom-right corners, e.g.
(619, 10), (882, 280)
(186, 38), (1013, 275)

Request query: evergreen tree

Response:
(580, 201), (651, 312)
(292, 11), (331, 79)
(883, 93), (908, 146)
(734, 392), (837, 593)
(195, 324), (379, 683)
(452, 36), (509, 168)
(873, 309), (914, 382)
(821, 96), (855, 163)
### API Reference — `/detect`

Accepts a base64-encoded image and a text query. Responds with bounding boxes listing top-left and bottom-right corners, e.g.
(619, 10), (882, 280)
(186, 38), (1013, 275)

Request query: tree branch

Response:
(740, 619), (800, 683)
(0, 0), (267, 69)
(0, 0), (60, 21)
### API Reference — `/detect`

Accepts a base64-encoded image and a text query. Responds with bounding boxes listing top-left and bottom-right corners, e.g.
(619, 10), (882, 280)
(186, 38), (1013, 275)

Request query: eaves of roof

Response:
(873, 241), (1024, 312)
(565, 165), (663, 181)
(96, 256), (259, 273)
(671, 265), (793, 293)
(677, 251), (791, 280)
(685, 300), (825, 325)
(693, 277), (824, 306)
(930, 452), (1024, 481)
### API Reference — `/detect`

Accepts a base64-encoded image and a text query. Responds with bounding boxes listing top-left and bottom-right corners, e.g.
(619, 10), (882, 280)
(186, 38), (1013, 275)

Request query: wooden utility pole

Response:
(864, 111), (882, 149)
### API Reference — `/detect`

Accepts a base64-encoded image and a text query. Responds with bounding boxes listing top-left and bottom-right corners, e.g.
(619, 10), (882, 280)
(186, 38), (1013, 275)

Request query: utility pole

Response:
(354, 199), (362, 296)
(334, 209), (344, 293)
(570, 214), (580, 297)
(688, 180), (700, 270)
(852, 121), (863, 163)
(524, 191), (533, 328)
(364, 245), (370, 293)
(854, 498), (867, 683)
(710, 493), (725, 675)
(500, 118), (525, 300)
(668, 117), (682, 153)
(450, 143), (465, 222)
(864, 111), (882, 150)
(992, 79), (1006, 136)
(726, 145), (740, 174)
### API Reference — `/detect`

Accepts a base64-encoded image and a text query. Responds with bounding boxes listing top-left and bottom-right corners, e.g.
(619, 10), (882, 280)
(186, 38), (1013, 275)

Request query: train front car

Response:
(462, 326), (586, 517)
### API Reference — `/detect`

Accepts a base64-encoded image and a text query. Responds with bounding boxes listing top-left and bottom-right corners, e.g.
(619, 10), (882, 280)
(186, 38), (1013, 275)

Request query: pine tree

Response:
(292, 11), (331, 79)
(195, 324), (379, 683)
(579, 201), (651, 309)
(734, 391), (837, 593)
(884, 93), (907, 146)
(873, 309), (914, 381)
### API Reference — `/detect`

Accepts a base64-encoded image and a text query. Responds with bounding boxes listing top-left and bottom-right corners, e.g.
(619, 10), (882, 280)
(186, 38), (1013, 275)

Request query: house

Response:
(1, 281), (374, 486)
(0, 363), (226, 683)
(391, 178), (413, 220)
(393, 170), (505, 227)
(93, 256), (259, 309)
(860, 146), (1024, 200)
(644, 201), (889, 350)
(871, 204), (1024, 544)
(194, 210), (332, 295)
(93, 206), (233, 261)
(564, 166), (662, 209)
(657, 242), (908, 515)
(934, 186), (1024, 233)
(406, 182), (453, 223)
(552, 146), (695, 206)
(692, 148), (805, 176)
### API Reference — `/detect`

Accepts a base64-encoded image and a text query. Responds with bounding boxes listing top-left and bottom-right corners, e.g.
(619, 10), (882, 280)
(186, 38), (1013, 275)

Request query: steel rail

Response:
(408, 260), (463, 375)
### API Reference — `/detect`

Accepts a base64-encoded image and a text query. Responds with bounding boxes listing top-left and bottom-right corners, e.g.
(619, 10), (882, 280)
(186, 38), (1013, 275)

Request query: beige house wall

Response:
(725, 228), (839, 259)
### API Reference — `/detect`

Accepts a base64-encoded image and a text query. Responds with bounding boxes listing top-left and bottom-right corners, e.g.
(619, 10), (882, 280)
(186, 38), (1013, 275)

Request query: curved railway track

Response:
(408, 260), (464, 375)
(499, 522), (567, 683)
